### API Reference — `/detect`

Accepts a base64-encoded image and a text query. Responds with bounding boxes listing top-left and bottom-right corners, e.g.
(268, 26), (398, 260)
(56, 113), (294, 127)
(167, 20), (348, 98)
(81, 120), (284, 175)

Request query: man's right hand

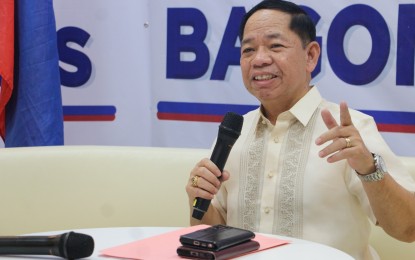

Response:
(186, 158), (230, 202)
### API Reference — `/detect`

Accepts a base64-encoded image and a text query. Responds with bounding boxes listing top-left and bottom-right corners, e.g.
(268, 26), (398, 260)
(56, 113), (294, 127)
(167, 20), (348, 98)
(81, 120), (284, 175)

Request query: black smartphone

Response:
(179, 225), (255, 251)
(177, 240), (260, 260)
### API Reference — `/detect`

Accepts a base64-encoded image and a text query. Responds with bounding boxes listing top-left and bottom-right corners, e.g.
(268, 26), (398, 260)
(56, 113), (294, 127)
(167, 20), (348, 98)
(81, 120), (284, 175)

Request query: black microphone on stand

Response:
(192, 111), (244, 220)
(0, 232), (94, 259)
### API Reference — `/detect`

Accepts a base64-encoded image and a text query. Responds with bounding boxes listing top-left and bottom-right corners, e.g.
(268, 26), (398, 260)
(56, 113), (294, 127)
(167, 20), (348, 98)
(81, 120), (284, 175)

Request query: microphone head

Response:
(219, 112), (244, 137)
(61, 232), (94, 259)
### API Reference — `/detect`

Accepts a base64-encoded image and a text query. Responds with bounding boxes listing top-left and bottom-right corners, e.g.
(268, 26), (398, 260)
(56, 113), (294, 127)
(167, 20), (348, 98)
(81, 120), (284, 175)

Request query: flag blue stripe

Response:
(63, 105), (116, 116)
(5, 0), (64, 147)
(157, 101), (258, 116)
(361, 110), (415, 125)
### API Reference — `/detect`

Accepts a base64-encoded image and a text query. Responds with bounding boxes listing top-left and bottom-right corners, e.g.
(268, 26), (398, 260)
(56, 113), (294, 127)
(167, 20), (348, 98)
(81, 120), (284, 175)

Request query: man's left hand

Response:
(316, 102), (375, 175)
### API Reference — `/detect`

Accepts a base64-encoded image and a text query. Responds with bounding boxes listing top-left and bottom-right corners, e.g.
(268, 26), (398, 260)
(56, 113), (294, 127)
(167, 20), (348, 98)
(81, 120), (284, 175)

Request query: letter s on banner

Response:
(57, 26), (92, 87)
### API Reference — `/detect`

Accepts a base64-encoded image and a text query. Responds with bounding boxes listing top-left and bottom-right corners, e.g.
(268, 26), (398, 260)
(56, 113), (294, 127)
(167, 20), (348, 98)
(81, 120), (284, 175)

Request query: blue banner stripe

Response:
(360, 110), (415, 125)
(158, 102), (415, 126)
(157, 101), (258, 116)
(63, 106), (116, 116)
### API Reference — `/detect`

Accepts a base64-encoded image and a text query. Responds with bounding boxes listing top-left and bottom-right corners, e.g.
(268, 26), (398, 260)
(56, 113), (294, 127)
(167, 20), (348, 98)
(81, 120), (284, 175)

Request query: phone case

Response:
(177, 240), (260, 260)
(179, 225), (255, 251)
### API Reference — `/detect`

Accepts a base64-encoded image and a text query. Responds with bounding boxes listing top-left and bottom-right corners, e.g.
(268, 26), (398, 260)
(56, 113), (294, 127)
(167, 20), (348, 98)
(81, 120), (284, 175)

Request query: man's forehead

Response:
(241, 32), (287, 45)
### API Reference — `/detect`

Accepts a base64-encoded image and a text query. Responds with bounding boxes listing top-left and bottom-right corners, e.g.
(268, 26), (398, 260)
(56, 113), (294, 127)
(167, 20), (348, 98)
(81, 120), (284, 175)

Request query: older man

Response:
(186, 1), (415, 259)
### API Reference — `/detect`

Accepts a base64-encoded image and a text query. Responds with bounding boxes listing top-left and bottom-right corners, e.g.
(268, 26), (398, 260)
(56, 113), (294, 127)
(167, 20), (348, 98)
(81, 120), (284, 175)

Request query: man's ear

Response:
(305, 41), (321, 73)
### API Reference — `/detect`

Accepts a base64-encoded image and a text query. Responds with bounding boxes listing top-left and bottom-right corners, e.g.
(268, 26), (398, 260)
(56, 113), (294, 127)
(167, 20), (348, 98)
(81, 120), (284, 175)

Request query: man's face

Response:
(240, 9), (314, 109)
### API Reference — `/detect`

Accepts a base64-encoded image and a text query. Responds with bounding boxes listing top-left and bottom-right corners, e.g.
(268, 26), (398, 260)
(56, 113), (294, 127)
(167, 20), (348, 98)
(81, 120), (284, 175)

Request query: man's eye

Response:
(271, 44), (283, 48)
(242, 47), (254, 54)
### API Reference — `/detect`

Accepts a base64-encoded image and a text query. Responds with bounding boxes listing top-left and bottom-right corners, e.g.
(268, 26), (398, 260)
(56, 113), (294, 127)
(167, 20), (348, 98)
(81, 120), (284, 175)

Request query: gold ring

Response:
(345, 137), (351, 148)
(191, 176), (199, 188)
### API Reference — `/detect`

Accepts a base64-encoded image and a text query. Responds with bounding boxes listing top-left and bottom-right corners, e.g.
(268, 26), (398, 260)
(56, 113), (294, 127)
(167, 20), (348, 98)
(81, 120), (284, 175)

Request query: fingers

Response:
(316, 102), (354, 146)
(320, 102), (353, 130)
(186, 158), (227, 200)
(316, 123), (353, 148)
(316, 103), (373, 171)
(318, 136), (353, 159)
(321, 108), (338, 130)
(316, 102), (358, 160)
(340, 102), (352, 126)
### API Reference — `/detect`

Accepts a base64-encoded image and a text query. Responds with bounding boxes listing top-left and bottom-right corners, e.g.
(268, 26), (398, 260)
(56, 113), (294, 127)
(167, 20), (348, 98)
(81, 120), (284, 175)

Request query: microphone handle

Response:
(210, 137), (234, 172)
(0, 235), (61, 256)
(192, 135), (235, 219)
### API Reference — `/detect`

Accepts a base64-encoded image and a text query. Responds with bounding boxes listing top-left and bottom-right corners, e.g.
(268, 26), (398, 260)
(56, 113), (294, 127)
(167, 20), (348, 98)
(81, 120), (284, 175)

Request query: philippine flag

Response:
(0, 0), (64, 147)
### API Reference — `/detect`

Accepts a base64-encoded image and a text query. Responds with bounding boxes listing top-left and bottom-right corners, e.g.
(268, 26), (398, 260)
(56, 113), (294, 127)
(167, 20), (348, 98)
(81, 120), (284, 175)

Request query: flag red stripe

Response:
(0, 0), (15, 140)
(64, 115), (116, 121)
(157, 112), (223, 122)
(376, 124), (415, 134)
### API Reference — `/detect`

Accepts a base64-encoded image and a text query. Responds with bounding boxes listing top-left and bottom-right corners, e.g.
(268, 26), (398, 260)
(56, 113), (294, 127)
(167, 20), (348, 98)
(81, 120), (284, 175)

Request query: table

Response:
(0, 227), (354, 260)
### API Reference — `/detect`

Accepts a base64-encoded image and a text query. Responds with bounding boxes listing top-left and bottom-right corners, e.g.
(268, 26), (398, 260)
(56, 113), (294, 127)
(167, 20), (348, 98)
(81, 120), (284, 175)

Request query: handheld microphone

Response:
(0, 231), (94, 259)
(192, 111), (244, 220)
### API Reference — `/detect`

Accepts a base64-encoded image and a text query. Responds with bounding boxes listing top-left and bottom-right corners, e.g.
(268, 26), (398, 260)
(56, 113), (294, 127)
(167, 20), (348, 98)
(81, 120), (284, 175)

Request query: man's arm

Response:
(361, 173), (415, 242)
(316, 102), (415, 242)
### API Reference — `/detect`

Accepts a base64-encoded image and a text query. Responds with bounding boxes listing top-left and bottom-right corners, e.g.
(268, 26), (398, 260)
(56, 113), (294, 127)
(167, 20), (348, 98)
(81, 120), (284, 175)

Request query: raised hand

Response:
(315, 102), (375, 174)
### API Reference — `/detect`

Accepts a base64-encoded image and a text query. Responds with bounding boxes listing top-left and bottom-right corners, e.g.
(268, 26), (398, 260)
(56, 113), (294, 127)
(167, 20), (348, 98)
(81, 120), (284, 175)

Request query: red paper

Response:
(100, 225), (290, 259)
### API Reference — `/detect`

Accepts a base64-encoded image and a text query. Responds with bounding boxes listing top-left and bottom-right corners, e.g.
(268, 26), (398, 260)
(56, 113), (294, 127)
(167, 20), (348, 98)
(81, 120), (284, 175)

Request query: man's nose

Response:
(252, 47), (272, 67)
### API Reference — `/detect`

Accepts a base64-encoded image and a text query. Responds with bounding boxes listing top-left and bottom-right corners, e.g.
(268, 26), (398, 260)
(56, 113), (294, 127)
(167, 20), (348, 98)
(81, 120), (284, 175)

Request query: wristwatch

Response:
(356, 153), (387, 182)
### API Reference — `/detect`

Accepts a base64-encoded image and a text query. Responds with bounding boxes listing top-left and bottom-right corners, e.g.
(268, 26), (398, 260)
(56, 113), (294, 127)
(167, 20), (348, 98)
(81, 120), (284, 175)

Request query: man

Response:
(185, 1), (415, 259)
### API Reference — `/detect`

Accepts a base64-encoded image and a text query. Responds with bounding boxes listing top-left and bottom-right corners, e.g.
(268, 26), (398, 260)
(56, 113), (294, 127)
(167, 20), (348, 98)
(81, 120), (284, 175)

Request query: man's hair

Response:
(239, 0), (316, 48)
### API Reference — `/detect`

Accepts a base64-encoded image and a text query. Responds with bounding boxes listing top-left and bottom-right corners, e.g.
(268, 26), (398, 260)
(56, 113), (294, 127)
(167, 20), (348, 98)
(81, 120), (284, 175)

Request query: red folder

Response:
(100, 225), (290, 259)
